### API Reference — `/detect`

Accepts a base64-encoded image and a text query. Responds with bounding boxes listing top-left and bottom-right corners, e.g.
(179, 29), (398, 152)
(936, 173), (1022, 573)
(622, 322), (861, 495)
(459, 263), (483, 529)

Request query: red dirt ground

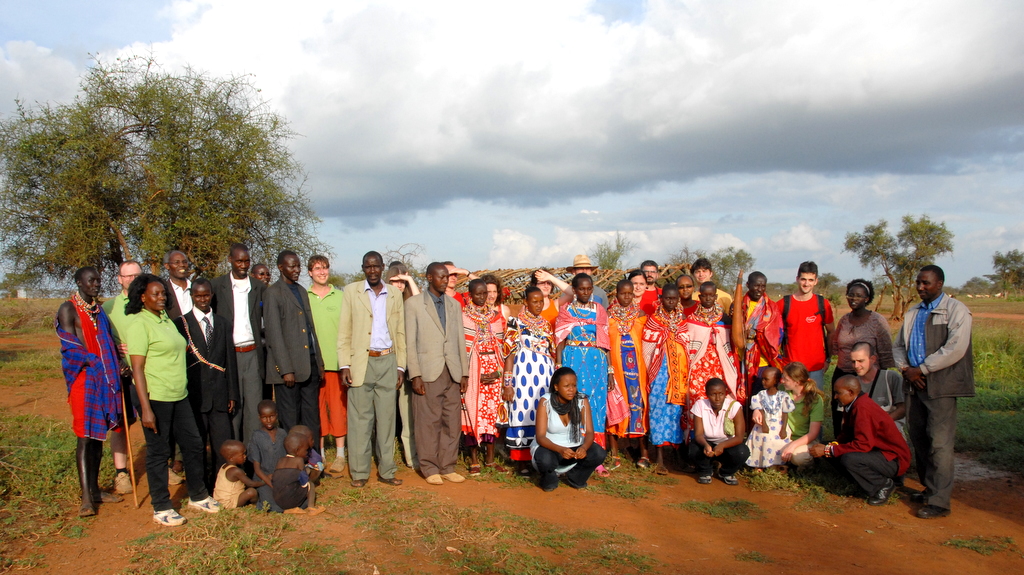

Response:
(2, 333), (1023, 574)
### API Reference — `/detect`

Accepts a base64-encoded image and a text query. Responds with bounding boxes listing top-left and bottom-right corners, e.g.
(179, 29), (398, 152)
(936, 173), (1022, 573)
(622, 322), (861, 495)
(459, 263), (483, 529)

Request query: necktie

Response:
(203, 317), (213, 344)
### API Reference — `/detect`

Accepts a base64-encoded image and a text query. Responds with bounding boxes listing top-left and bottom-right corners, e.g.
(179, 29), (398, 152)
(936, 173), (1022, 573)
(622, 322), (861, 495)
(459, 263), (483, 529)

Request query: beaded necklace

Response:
(71, 292), (99, 330)
(691, 302), (723, 326)
(607, 302), (641, 334)
(465, 303), (498, 347)
(654, 304), (686, 333)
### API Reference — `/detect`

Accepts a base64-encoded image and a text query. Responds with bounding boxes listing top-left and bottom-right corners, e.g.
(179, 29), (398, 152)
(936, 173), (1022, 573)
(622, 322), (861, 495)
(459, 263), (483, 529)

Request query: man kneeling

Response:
(811, 376), (910, 505)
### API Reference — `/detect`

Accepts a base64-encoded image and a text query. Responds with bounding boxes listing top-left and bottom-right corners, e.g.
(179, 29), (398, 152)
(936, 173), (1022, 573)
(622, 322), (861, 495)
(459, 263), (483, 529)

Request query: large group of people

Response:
(57, 244), (974, 525)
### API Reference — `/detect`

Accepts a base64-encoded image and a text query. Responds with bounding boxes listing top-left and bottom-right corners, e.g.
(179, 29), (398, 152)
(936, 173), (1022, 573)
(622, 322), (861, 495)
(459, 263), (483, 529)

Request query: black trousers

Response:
(276, 356), (321, 452)
(836, 449), (899, 495)
(534, 443), (607, 490)
(192, 407), (233, 490)
(688, 441), (750, 477)
(142, 398), (209, 512)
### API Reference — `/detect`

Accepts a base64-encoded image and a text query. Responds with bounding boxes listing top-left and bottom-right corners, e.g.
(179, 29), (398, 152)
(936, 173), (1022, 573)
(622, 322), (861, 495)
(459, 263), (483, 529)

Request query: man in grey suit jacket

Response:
(211, 243), (266, 444)
(405, 262), (469, 485)
(263, 250), (325, 445)
(337, 251), (407, 487)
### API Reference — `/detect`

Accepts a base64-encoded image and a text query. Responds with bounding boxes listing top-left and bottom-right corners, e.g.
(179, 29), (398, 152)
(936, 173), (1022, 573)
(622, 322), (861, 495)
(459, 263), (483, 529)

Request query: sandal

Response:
(483, 463), (508, 473)
(518, 466), (532, 477)
(596, 465), (610, 478)
(636, 457), (651, 469)
(468, 464), (482, 476)
(655, 464), (669, 476)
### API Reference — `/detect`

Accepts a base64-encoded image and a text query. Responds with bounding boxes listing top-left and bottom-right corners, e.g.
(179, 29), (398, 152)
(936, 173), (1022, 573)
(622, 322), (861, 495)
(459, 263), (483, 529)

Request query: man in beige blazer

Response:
(337, 251), (407, 487)
(405, 262), (469, 485)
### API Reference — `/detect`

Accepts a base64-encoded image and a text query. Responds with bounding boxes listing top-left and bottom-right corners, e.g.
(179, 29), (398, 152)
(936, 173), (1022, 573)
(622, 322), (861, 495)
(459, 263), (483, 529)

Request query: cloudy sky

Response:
(3, 0), (1023, 284)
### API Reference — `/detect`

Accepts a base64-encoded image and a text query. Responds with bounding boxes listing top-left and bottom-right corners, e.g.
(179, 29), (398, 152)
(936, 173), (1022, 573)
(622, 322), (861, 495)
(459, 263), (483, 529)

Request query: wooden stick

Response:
(119, 382), (140, 509)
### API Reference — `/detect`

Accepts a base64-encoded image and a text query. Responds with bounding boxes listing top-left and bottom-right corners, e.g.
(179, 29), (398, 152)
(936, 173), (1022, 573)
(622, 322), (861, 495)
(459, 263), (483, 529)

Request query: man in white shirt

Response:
(211, 243), (267, 444)
(849, 342), (906, 433)
(164, 250), (193, 319)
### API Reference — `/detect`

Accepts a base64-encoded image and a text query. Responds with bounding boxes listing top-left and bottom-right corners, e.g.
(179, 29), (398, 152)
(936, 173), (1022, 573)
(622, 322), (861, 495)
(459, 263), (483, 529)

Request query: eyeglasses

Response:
(120, 273), (139, 279)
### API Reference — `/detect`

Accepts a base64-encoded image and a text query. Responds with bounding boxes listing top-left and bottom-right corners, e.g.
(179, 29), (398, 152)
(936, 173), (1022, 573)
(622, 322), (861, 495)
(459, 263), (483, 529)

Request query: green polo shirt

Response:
(126, 310), (188, 402)
(786, 391), (824, 440)
(102, 293), (132, 347)
(307, 285), (342, 371)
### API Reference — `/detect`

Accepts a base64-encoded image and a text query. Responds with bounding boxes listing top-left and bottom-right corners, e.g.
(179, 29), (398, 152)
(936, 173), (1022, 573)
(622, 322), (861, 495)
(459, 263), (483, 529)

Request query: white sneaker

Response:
(153, 509), (187, 526)
(188, 496), (222, 513)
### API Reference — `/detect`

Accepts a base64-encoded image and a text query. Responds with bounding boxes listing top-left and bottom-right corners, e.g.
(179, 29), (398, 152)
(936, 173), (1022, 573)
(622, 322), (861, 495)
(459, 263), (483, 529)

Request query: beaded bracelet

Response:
(502, 374), (514, 388)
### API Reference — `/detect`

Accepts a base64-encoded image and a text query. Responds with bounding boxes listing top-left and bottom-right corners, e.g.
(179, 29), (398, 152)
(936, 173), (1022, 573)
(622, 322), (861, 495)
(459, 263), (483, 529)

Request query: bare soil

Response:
(2, 332), (1023, 574)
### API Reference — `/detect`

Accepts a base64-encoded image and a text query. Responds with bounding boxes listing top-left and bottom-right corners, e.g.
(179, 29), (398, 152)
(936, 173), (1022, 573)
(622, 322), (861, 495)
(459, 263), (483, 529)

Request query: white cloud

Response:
(753, 224), (830, 253)
(0, 41), (79, 115)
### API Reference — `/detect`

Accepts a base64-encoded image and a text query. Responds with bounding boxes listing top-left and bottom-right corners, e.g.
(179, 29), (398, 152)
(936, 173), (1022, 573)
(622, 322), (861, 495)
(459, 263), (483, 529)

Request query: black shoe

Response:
(908, 491), (927, 504)
(867, 478), (895, 506)
(917, 505), (950, 519)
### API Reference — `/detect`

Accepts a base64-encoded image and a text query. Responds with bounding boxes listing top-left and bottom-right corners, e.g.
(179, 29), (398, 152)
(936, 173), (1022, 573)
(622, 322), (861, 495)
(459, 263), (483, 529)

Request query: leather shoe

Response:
(377, 476), (403, 486)
(908, 491), (927, 504)
(867, 478), (895, 506)
(350, 479), (367, 488)
(917, 505), (951, 519)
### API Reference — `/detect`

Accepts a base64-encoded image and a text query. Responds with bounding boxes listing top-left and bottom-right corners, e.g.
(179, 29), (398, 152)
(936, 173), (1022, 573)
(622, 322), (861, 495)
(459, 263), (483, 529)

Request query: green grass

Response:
(742, 466), (858, 514)
(0, 298), (60, 331)
(0, 411), (83, 571)
(0, 348), (62, 384)
(668, 499), (765, 522)
(735, 550), (774, 563)
(942, 536), (1017, 556)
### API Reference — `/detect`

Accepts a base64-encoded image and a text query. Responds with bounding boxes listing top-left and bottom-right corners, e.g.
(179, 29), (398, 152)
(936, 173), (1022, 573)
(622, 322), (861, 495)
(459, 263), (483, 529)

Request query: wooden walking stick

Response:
(119, 381), (140, 509)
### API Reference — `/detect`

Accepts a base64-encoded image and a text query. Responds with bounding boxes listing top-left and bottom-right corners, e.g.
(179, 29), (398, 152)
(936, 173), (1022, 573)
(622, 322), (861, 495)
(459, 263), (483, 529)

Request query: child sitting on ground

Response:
(688, 378), (750, 486)
(273, 432), (324, 515)
(213, 440), (264, 509)
(248, 400), (286, 512)
(744, 367), (794, 472)
(288, 425), (324, 484)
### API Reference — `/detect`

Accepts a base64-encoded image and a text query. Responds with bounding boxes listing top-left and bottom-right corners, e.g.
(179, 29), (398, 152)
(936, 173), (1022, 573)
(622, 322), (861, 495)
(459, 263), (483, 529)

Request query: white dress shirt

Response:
(230, 275), (255, 346)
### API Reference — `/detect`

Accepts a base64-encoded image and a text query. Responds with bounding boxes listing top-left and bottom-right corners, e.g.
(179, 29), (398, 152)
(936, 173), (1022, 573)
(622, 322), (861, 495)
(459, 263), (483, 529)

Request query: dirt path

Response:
(973, 313), (1024, 320)
(4, 332), (1024, 574)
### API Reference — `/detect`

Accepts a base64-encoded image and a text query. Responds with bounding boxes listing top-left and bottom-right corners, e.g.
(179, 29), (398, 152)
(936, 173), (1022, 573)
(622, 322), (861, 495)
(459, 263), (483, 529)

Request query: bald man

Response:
(811, 376), (910, 506)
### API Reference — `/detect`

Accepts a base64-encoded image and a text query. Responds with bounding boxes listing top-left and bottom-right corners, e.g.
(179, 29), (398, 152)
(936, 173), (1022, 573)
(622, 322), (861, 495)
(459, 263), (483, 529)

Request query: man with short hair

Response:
(164, 250), (193, 319)
(847, 341), (905, 432)
(211, 243), (266, 444)
(102, 260), (142, 494)
(306, 255), (348, 473)
(780, 261), (835, 391)
(405, 262), (469, 485)
(263, 251), (325, 447)
(337, 252), (407, 487)
(251, 264), (272, 286)
(690, 257), (732, 311)
(174, 278), (238, 489)
(810, 376), (910, 506)
(638, 259), (661, 315)
(893, 265), (974, 519)
(562, 254), (608, 307)
(57, 267), (125, 516)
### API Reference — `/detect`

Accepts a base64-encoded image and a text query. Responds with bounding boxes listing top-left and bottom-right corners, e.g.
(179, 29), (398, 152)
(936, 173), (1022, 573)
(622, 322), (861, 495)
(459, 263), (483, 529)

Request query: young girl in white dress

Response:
(745, 367), (795, 471)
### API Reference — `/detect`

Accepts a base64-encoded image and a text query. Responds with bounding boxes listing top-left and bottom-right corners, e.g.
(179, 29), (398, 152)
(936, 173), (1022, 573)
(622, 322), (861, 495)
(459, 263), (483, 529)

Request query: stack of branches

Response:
(457, 264), (692, 303)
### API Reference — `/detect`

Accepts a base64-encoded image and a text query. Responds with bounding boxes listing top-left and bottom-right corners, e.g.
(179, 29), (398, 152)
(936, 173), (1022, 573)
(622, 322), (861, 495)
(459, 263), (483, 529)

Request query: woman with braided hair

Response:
(531, 367), (606, 491)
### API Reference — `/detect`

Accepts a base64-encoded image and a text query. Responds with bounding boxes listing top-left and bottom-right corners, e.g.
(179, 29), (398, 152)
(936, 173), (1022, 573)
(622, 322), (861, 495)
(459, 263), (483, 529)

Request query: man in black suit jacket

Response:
(211, 243), (266, 444)
(174, 278), (239, 490)
(263, 250), (325, 446)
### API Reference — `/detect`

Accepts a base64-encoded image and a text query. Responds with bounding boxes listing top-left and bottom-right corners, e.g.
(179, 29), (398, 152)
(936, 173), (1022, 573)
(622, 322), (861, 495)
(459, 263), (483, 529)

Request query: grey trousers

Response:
(908, 387), (958, 509)
(412, 366), (461, 477)
(397, 378), (418, 469)
(235, 348), (263, 445)
(347, 354), (399, 481)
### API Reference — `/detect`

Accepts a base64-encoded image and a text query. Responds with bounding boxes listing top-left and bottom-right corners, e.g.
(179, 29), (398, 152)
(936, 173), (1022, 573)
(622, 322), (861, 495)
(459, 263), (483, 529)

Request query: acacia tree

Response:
(844, 215), (954, 321)
(666, 244), (755, 285)
(0, 56), (327, 288)
(589, 231), (638, 270)
(990, 249), (1024, 295)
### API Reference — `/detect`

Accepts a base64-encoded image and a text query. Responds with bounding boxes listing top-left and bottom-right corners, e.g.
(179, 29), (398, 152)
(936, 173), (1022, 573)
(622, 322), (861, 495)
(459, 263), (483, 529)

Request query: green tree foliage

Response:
(590, 231), (638, 270)
(0, 56), (326, 288)
(844, 215), (954, 321)
(960, 276), (993, 295)
(990, 249), (1024, 295)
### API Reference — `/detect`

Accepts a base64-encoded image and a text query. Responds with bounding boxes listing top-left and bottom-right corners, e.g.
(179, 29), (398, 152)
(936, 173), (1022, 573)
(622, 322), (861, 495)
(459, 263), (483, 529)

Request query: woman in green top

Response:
(126, 274), (221, 526)
(779, 361), (826, 467)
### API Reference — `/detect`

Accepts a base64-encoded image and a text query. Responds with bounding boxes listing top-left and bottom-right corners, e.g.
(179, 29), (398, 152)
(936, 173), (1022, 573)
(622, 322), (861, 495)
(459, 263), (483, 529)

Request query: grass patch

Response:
(0, 348), (62, 384)
(588, 477), (657, 500)
(0, 410), (83, 570)
(0, 299), (60, 332)
(736, 550), (774, 563)
(668, 499), (765, 522)
(942, 536), (1017, 556)
(741, 465), (856, 514)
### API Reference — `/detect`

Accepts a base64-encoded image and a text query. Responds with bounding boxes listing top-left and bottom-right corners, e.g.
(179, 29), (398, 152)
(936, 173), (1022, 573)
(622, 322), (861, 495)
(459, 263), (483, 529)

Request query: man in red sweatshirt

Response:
(811, 375), (910, 506)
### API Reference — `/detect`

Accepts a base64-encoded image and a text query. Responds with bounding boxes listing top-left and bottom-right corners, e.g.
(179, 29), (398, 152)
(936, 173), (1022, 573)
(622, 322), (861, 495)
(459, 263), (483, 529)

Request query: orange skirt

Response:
(319, 371), (348, 437)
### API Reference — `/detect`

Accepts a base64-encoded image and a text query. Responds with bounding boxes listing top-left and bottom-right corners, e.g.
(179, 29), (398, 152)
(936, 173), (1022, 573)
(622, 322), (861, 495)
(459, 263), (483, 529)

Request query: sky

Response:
(3, 0), (1023, 285)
